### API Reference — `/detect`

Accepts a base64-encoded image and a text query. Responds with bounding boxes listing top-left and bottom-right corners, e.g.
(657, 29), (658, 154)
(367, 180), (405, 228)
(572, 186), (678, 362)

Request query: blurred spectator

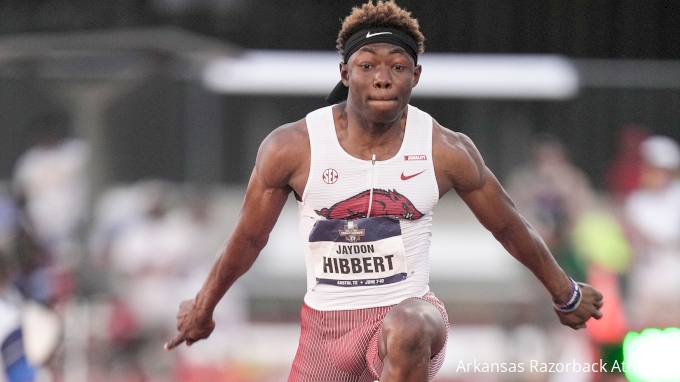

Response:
(605, 125), (650, 203)
(506, 134), (595, 280)
(571, 211), (632, 382)
(509, 134), (633, 381)
(0, 184), (18, 258)
(2, 176), (56, 307)
(108, 182), (204, 332)
(93, 181), (244, 380)
(572, 211), (633, 278)
(12, 110), (90, 268)
(88, 185), (149, 271)
(624, 135), (680, 329)
(11, 111), (89, 307)
(12, 207), (52, 306)
(0, 254), (37, 382)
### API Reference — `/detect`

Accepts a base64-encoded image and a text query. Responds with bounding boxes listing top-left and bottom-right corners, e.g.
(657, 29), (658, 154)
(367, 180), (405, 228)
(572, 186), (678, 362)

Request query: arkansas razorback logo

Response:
(315, 189), (424, 220)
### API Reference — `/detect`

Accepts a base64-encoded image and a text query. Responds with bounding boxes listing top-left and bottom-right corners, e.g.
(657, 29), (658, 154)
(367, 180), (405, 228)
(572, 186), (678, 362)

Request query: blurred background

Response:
(1, 1), (680, 381)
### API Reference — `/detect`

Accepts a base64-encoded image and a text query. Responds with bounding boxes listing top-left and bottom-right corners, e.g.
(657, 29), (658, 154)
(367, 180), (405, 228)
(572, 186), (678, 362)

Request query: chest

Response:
(305, 154), (437, 221)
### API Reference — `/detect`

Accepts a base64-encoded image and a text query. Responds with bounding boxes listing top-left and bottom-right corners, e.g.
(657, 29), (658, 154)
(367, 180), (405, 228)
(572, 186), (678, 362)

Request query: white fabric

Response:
(13, 138), (89, 254)
(625, 181), (680, 250)
(0, 296), (21, 349)
(641, 135), (680, 170)
(298, 105), (439, 310)
(625, 180), (680, 298)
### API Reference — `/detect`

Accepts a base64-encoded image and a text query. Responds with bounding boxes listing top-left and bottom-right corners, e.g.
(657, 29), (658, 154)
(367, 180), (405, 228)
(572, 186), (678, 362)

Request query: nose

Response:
(373, 66), (392, 90)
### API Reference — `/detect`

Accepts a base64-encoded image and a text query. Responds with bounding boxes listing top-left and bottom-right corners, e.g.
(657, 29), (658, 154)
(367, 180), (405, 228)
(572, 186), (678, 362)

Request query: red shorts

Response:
(287, 292), (449, 382)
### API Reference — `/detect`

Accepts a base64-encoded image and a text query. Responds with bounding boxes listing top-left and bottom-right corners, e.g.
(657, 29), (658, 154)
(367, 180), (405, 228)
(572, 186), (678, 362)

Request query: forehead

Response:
(349, 43), (412, 61)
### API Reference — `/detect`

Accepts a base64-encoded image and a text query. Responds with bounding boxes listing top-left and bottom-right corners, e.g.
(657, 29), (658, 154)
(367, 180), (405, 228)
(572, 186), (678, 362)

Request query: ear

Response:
(340, 62), (350, 87)
(412, 64), (422, 87)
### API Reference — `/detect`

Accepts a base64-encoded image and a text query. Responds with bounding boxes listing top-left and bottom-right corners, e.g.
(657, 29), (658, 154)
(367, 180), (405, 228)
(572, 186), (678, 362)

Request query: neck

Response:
(333, 103), (408, 160)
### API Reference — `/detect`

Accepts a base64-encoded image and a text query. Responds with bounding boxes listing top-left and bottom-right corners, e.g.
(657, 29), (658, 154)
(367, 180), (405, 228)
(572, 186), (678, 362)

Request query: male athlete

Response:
(166, 1), (604, 381)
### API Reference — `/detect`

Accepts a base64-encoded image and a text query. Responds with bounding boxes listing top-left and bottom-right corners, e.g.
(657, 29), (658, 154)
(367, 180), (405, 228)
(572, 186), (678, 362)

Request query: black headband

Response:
(326, 27), (419, 104)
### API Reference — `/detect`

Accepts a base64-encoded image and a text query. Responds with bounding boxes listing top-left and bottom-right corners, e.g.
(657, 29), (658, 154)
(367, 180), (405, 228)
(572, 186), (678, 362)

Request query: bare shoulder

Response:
(256, 118), (310, 193)
(431, 120), (486, 196)
(259, 118), (309, 156)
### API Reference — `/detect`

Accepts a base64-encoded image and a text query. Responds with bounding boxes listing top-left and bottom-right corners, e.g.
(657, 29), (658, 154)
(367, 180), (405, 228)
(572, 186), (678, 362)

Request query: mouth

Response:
(368, 97), (398, 102)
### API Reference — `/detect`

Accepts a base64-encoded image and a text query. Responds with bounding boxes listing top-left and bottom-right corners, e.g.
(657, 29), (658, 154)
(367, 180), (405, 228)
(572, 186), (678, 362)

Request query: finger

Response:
(579, 283), (604, 301)
(593, 288), (604, 301)
(164, 334), (186, 351)
(592, 309), (603, 320)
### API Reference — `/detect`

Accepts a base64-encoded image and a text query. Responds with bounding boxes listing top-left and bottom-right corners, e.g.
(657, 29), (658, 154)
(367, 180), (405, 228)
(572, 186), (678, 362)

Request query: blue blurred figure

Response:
(0, 256), (36, 382)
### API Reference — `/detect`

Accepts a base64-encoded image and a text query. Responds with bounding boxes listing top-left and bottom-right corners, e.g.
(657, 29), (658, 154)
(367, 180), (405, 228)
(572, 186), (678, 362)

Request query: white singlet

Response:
(298, 104), (440, 311)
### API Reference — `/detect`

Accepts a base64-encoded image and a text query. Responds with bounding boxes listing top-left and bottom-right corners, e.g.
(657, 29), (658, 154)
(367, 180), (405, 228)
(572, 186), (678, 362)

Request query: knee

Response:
(381, 302), (444, 357)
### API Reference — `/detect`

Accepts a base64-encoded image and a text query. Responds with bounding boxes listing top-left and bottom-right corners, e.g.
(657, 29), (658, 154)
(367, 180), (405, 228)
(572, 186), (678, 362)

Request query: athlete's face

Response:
(341, 43), (421, 123)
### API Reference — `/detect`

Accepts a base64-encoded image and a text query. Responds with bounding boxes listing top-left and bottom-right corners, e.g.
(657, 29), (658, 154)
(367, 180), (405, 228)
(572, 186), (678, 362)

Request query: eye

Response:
(360, 63), (372, 69)
(393, 64), (405, 70)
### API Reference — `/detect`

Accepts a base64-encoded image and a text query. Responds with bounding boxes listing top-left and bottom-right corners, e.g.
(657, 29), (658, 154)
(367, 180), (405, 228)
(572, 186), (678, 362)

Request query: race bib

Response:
(308, 216), (408, 287)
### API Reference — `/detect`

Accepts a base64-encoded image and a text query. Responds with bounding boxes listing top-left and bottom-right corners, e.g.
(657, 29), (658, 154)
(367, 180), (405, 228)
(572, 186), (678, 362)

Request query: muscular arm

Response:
(192, 162), (291, 316)
(457, 168), (573, 301)
(166, 121), (309, 349)
(433, 124), (603, 329)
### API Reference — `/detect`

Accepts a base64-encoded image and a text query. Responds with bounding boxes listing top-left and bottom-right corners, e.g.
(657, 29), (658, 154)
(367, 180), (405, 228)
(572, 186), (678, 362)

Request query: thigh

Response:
(289, 302), (389, 382)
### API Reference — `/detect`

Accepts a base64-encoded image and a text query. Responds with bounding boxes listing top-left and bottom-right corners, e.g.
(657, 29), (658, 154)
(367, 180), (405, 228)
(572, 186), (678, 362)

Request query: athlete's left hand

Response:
(554, 282), (604, 330)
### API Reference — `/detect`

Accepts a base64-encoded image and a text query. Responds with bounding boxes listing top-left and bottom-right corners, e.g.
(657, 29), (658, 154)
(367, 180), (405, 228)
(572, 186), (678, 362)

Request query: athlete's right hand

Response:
(164, 299), (215, 351)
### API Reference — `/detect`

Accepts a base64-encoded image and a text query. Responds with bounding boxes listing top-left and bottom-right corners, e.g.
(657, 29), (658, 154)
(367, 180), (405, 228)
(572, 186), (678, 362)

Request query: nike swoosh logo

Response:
(366, 31), (393, 38)
(401, 170), (426, 181)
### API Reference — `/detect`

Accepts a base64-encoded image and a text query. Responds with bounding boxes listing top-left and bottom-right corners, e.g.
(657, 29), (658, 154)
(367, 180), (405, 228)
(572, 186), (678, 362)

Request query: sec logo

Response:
(322, 168), (338, 184)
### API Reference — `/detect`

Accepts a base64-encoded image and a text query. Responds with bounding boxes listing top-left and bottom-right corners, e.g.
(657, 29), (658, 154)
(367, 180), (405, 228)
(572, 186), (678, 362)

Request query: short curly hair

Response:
(336, 0), (425, 57)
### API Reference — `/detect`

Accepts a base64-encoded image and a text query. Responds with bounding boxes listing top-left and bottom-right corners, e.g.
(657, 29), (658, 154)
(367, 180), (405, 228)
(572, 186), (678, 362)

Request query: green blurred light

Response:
(623, 327), (680, 382)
